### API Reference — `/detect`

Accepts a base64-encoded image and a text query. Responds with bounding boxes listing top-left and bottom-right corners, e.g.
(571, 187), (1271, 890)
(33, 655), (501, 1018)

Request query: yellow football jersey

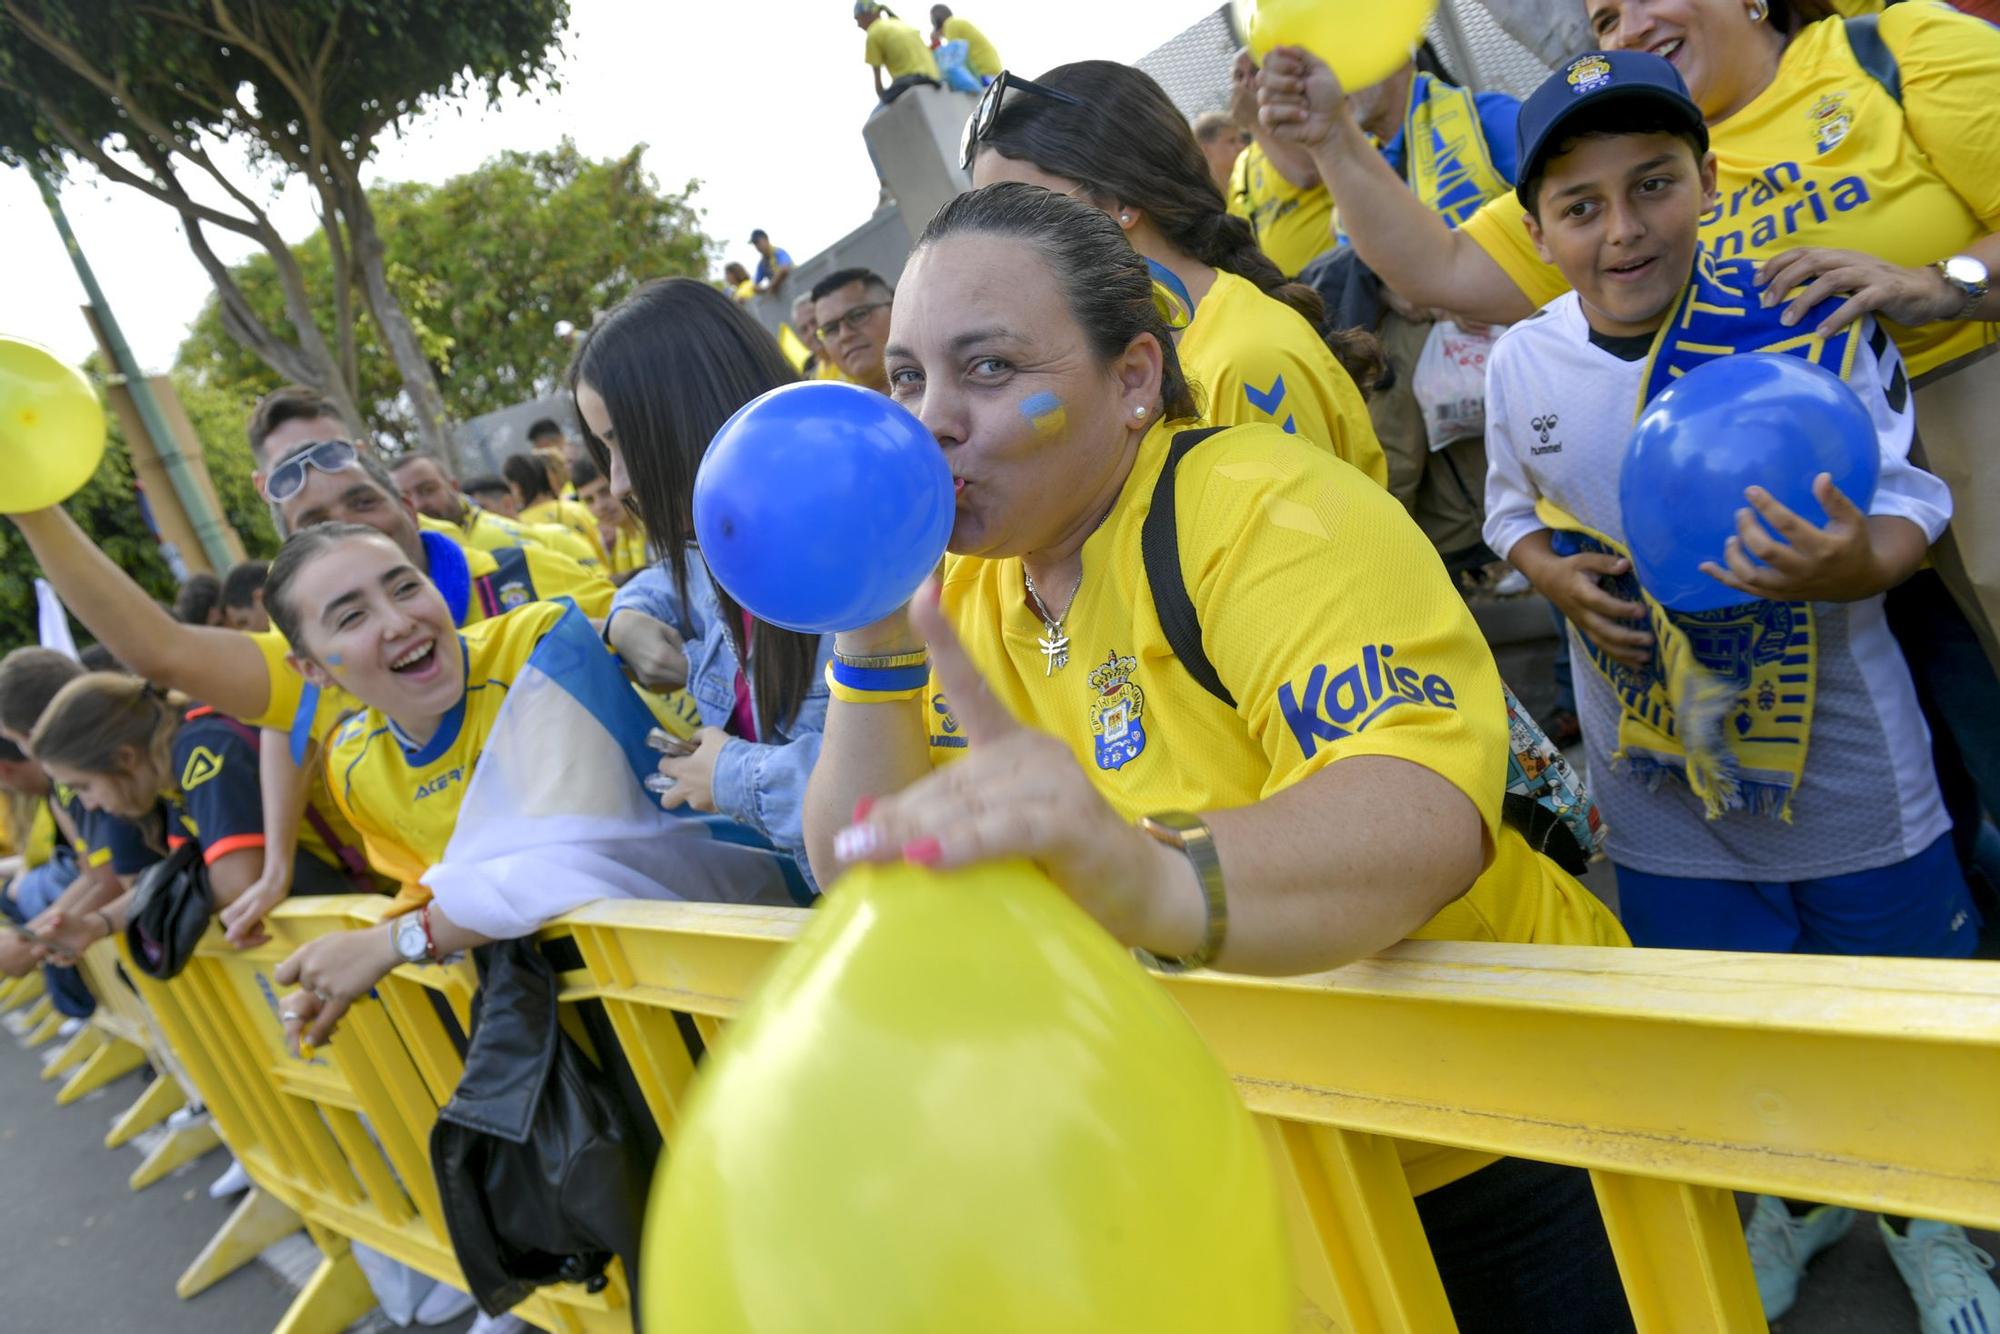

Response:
(1460, 6), (2000, 377)
(1228, 141), (1337, 279)
(863, 16), (939, 80)
(517, 498), (611, 570)
(420, 508), (600, 569)
(608, 519), (650, 578)
(940, 15), (1000, 77)
(323, 602), (563, 892)
(923, 419), (1627, 1192)
(1180, 271), (1387, 488)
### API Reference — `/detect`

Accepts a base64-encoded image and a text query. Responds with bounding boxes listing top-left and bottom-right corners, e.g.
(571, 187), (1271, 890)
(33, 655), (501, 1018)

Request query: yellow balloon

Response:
(1237, 0), (1440, 93)
(643, 860), (1292, 1334)
(0, 338), (105, 514)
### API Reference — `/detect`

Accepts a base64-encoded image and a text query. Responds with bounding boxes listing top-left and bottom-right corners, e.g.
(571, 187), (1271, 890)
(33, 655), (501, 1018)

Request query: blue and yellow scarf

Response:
(1543, 251), (1861, 821)
(1403, 72), (1513, 228)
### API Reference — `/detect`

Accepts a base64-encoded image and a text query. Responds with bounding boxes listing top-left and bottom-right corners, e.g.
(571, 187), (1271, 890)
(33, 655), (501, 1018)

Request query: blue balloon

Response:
(694, 381), (954, 634)
(1620, 353), (1880, 613)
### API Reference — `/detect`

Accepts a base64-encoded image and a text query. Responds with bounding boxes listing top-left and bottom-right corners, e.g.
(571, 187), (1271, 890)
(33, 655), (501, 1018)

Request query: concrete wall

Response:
(454, 393), (578, 478)
(740, 81), (978, 338)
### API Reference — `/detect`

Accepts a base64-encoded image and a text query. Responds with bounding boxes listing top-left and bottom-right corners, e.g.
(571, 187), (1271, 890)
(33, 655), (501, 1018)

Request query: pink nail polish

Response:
(902, 836), (943, 866)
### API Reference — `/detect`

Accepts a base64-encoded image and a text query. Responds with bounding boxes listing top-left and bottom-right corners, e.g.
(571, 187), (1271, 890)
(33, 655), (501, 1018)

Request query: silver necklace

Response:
(1023, 567), (1082, 676)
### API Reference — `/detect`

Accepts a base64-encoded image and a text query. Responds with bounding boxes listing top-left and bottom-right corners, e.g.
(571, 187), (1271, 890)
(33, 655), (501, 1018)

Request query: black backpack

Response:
(1139, 427), (1602, 875)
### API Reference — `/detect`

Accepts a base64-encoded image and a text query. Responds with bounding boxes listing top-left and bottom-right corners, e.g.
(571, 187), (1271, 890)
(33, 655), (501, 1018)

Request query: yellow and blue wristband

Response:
(826, 652), (930, 704)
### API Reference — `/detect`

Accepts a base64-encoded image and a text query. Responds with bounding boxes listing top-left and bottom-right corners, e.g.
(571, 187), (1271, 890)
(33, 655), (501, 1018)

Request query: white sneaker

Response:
(466, 1313), (535, 1334)
(207, 1157), (251, 1199)
(412, 1281), (477, 1326)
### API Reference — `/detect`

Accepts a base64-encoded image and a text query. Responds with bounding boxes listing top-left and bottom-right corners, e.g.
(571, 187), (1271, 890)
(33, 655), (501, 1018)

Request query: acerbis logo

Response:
(1278, 645), (1457, 759)
(413, 768), (464, 800)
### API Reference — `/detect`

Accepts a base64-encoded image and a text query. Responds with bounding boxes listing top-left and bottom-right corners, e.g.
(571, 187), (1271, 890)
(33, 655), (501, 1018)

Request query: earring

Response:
(1132, 406), (1148, 419)
(1119, 212), (1133, 225)
(1747, 0), (1768, 20)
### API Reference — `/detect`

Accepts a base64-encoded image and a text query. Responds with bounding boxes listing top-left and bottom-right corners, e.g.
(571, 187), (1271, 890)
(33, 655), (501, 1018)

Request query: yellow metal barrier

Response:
(22, 893), (1998, 1334)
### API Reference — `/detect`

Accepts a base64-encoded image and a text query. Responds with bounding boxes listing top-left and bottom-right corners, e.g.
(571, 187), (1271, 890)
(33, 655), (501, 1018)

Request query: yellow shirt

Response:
(940, 15), (1000, 77)
(812, 357), (854, 383)
(1228, 141), (1337, 278)
(1179, 270), (1388, 488)
(419, 507), (599, 570)
(609, 519), (649, 578)
(22, 798), (55, 870)
(1461, 6), (2000, 377)
(925, 419), (1626, 1189)
(323, 603), (563, 892)
(863, 17), (939, 81)
(518, 497), (611, 569)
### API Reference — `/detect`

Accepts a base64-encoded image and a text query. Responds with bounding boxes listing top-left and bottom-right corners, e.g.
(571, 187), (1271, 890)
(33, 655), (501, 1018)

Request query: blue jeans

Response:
(1884, 569), (2000, 870)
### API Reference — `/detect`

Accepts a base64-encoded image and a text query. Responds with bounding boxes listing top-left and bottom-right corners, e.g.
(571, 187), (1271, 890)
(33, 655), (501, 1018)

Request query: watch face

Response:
(395, 915), (427, 961)
(1945, 255), (1989, 287)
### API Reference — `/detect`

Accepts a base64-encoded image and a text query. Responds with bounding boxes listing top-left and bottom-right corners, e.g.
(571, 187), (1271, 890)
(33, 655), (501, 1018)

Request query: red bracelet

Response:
(419, 904), (440, 963)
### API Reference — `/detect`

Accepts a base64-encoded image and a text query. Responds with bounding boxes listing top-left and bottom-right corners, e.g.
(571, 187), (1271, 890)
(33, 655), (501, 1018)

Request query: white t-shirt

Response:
(1483, 294), (1952, 880)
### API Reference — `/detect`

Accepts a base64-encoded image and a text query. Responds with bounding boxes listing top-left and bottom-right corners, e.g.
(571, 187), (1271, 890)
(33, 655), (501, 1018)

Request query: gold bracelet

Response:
(833, 648), (931, 670)
(1135, 810), (1227, 971)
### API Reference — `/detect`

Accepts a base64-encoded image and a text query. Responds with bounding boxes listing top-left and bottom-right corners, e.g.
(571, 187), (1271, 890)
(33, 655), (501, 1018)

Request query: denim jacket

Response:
(612, 557), (831, 880)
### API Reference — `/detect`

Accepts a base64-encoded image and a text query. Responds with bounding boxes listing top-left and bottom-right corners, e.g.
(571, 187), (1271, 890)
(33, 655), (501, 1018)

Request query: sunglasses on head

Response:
(263, 439), (358, 503)
(960, 70), (1088, 172)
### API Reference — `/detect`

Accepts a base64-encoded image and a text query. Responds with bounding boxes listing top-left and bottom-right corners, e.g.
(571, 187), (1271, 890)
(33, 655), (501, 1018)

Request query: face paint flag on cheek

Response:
(1020, 392), (1068, 439)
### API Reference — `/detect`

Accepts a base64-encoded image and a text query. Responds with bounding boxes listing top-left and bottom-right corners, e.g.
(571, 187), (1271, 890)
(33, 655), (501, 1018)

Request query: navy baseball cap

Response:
(1515, 51), (1708, 210)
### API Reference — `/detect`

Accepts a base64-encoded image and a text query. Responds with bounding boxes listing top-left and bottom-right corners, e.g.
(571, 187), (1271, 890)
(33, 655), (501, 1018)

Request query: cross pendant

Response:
(1038, 629), (1070, 676)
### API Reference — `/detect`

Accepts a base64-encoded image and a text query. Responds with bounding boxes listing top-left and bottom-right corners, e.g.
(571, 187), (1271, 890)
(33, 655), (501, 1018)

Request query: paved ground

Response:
(1, 597), (1992, 1333)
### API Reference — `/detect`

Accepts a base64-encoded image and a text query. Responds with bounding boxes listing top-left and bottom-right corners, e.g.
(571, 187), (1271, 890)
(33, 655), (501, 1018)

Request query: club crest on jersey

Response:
(1088, 651), (1147, 771)
(1566, 55), (1612, 95)
(1808, 93), (1852, 154)
(1278, 645), (1457, 759)
(497, 580), (532, 610)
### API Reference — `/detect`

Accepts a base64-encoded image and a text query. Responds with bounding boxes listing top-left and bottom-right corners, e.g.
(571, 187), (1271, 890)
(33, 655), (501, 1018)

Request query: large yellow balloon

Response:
(643, 860), (1292, 1333)
(0, 338), (104, 514)
(1237, 0), (1441, 93)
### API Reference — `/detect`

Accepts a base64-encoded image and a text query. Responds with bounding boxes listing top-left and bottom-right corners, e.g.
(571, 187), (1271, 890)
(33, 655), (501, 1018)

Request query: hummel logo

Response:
(1531, 414), (1558, 443)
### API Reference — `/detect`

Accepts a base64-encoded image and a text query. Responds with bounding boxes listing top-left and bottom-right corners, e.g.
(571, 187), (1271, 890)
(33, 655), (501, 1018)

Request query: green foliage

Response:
(175, 141), (715, 437)
(0, 1), (570, 178)
(0, 369), (278, 652)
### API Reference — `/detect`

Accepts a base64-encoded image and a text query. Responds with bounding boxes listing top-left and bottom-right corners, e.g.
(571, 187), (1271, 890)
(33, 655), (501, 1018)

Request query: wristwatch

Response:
(1136, 810), (1228, 971)
(1935, 254), (1990, 320)
(390, 912), (430, 966)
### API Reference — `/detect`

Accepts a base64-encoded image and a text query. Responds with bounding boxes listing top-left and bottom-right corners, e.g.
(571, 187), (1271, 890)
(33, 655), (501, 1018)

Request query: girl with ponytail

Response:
(970, 60), (1387, 485)
(27, 673), (361, 955)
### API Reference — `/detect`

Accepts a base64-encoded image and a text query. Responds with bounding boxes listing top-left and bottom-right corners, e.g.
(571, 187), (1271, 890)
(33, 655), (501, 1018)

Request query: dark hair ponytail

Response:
(569, 279), (821, 731)
(982, 60), (1326, 327)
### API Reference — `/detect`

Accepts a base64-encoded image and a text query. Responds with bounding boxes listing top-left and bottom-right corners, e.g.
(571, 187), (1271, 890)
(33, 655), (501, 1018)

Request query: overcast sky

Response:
(4, 0), (1218, 374)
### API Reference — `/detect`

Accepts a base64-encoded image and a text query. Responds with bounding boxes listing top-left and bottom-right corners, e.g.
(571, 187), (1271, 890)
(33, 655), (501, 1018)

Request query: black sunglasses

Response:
(264, 439), (359, 503)
(960, 71), (1088, 172)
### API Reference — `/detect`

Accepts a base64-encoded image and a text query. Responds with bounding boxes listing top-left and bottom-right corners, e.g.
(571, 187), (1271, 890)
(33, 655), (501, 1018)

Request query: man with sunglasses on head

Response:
(810, 268), (896, 394)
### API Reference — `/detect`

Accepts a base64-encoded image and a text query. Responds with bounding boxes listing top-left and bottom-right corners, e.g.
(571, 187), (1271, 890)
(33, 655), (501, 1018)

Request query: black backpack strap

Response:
(1140, 427), (1235, 709)
(1845, 15), (1902, 105)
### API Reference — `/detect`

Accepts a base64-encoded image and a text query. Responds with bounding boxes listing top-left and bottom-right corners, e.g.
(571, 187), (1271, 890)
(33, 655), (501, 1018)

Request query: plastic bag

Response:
(1412, 318), (1498, 451)
(935, 39), (982, 94)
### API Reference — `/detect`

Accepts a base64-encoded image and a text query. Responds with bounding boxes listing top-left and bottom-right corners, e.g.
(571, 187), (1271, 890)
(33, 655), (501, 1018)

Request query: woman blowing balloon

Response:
(966, 62), (1387, 487)
(580, 280), (833, 890)
(803, 182), (1632, 1334)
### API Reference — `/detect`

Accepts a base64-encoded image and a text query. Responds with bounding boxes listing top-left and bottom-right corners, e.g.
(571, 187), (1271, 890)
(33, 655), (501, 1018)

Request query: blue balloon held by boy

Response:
(694, 381), (954, 634)
(1620, 353), (1880, 613)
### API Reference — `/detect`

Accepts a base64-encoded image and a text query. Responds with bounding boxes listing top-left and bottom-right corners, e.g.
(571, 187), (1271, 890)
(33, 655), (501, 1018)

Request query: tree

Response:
(176, 141), (715, 435)
(0, 367), (277, 651)
(0, 0), (570, 462)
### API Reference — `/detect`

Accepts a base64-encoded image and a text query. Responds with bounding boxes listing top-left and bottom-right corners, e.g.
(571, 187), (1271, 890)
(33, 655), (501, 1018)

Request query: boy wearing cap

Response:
(1483, 51), (1994, 1329)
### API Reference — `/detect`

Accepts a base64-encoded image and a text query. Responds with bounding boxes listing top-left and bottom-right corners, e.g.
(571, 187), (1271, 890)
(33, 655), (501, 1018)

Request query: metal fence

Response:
(1136, 1), (1558, 119)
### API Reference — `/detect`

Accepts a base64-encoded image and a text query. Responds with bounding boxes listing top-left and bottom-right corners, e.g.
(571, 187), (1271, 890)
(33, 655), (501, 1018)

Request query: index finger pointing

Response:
(906, 575), (1018, 746)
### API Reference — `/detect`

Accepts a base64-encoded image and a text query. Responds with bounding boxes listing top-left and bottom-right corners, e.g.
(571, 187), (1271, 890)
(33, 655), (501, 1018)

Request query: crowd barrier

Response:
(12, 891), (2000, 1333)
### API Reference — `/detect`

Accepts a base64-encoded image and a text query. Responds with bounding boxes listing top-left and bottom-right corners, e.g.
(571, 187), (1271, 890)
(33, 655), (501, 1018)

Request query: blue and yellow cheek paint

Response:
(1020, 391), (1068, 439)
